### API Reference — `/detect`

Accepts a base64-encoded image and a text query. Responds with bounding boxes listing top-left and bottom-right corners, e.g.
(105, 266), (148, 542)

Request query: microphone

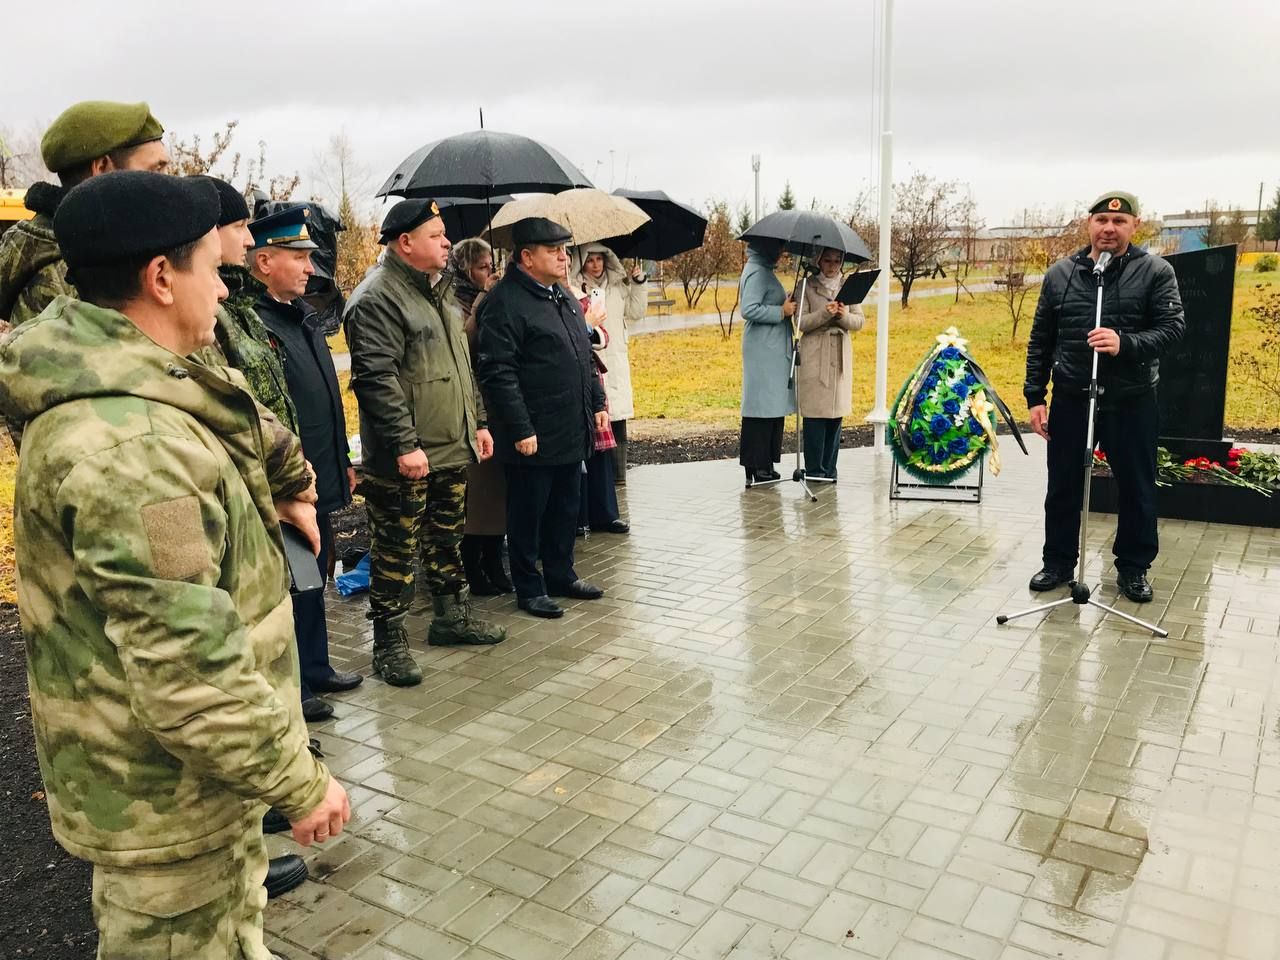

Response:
(1093, 251), (1113, 276)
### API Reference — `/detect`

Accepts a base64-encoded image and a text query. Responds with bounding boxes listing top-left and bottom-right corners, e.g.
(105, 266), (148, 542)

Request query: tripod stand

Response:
(996, 255), (1167, 638)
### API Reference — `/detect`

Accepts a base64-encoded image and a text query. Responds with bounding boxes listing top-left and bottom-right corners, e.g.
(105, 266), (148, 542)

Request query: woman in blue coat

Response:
(739, 239), (797, 483)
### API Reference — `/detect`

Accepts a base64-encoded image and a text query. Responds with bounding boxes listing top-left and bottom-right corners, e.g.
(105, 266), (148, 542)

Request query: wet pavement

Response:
(266, 443), (1280, 960)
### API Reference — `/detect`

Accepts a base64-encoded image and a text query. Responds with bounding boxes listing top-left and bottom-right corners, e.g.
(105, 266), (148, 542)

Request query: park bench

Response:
(993, 271), (1026, 289)
(648, 293), (675, 316)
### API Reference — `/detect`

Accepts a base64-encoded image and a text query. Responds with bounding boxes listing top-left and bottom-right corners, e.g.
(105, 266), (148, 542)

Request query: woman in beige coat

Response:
(797, 247), (864, 480)
(570, 242), (647, 484)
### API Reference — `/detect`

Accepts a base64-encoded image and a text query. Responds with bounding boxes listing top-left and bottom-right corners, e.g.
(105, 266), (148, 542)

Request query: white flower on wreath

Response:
(935, 326), (968, 351)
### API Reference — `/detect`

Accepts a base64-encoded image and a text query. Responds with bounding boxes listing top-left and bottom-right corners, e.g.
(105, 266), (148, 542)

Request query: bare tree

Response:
(311, 131), (372, 214)
(1201, 201), (1250, 251)
(0, 126), (45, 188)
(666, 199), (735, 311)
(703, 202), (745, 337)
(993, 214), (1083, 340)
(889, 172), (976, 308)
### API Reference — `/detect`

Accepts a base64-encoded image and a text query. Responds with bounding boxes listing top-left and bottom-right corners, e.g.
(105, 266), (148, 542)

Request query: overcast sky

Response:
(3, 0), (1276, 227)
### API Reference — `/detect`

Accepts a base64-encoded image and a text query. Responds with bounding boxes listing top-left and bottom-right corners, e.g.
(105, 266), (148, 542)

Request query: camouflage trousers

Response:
(90, 818), (270, 959)
(362, 465), (467, 623)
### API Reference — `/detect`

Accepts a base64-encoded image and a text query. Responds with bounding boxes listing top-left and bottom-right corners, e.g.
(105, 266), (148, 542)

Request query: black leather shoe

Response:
(302, 697), (335, 722)
(309, 670), (363, 693)
(265, 854), (308, 899)
(548, 579), (605, 600)
(1117, 570), (1153, 603)
(591, 520), (630, 534)
(263, 806), (290, 835)
(518, 595), (564, 618)
(1029, 567), (1072, 592)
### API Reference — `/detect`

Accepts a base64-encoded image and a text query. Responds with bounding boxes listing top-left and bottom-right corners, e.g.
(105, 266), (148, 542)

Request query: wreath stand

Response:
(890, 456), (985, 504)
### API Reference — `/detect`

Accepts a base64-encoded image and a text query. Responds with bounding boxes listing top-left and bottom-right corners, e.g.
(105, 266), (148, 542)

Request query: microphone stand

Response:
(996, 257), (1167, 638)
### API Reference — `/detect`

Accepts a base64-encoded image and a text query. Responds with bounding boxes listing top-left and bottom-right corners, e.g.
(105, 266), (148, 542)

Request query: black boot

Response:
(462, 534), (499, 596)
(482, 536), (513, 593)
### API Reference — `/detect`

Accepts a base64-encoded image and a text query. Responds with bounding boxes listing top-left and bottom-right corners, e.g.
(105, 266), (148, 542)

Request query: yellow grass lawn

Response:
(630, 269), (1280, 433)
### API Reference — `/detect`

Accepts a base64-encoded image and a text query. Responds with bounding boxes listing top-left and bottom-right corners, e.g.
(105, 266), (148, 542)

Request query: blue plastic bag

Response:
(335, 553), (370, 596)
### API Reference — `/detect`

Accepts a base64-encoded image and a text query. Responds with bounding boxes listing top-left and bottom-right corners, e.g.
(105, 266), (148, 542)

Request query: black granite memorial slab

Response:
(1158, 244), (1236, 462)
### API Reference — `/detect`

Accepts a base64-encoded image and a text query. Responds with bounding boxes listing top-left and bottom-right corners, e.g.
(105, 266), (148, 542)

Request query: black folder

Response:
(281, 522), (325, 594)
(836, 269), (881, 305)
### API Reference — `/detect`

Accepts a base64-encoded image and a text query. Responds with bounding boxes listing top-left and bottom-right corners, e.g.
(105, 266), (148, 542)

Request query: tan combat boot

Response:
(428, 585), (507, 646)
(372, 620), (423, 686)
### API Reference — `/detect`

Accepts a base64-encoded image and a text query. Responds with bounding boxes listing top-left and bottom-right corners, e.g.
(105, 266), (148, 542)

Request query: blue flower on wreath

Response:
(911, 429), (927, 450)
(923, 374), (939, 391)
(942, 398), (961, 416)
(964, 373), (978, 387)
(948, 436), (970, 456)
(953, 380), (969, 400)
(940, 346), (961, 361)
(967, 417), (984, 436)
(930, 414), (951, 437)
(930, 446), (948, 464)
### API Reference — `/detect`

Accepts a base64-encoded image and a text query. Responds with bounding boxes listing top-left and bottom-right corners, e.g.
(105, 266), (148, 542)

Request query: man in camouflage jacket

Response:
(0, 172), (349, 960)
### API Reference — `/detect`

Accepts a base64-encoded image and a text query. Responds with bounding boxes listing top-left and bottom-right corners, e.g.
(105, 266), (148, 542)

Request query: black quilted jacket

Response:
(1024, 245), (1184, 407)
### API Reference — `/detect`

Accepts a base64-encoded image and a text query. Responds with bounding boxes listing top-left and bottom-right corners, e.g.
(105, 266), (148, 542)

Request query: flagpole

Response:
(867, 0), (894, 451)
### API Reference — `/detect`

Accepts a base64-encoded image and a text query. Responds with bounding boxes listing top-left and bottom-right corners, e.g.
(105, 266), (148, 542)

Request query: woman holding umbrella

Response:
(570, 242), (646, 493)
(739, 239), (796, 484)
(797, 247), (864, 481)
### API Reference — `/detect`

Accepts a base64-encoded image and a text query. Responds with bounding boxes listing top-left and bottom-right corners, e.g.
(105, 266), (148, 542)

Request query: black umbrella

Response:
(603, 188), (708, 261)
(740, 209), (872, 264)
(434, 195), (515, 241)
(376, 130), (593, 199)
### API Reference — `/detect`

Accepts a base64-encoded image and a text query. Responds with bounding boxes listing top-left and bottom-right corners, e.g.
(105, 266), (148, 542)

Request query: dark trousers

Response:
(739, 416), (784, 470)
(579, 449), (620, 527)
(293, 512), (333, 702)
(505, 461), (581, 599)
(803, 417), (842, 478)
(1044, 390), (1159, 574)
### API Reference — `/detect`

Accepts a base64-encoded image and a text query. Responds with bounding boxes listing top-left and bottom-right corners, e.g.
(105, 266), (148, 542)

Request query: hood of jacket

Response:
(0, 295), (260, 436)
(570, 242), (625, 289)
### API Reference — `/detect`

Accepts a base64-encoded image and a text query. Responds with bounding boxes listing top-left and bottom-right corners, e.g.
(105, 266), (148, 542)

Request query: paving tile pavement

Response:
(265, 444), (1280, 960)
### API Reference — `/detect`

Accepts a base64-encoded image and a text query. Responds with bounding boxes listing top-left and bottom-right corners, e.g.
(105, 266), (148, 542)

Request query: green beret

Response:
(1088, 190), (1140, 217)
(41, 101), (165, 174)
(53, 171), (218, 272)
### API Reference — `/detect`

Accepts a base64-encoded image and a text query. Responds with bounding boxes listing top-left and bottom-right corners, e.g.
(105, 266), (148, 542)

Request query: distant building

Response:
(1160, 209), (1259, 254)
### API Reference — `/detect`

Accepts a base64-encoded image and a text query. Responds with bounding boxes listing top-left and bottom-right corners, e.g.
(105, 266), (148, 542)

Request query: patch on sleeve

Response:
(140, 496), (208, 581)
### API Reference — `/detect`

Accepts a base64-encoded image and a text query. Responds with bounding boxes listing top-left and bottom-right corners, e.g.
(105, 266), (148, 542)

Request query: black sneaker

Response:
(1117, 570), (1153, 603)
(1029, 567), (1073, 591)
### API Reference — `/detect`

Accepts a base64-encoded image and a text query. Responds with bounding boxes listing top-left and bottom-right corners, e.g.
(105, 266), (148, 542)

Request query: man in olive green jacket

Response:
(345, 198), (505, 686)
(0, 172), (348, 960)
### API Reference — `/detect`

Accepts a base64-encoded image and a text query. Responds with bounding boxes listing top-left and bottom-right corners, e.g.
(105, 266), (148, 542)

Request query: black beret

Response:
(511, 216), (572, 249)
(194, 175), (250, 226)
(379, 198), (442, 244)
(53, 171), (219, 271)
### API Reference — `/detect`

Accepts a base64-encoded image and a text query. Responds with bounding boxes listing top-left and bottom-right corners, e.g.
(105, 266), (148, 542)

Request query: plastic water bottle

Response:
(348, 434), (362, 465)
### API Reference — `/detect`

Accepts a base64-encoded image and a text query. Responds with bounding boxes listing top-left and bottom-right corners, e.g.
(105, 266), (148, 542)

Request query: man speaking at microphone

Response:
(1024, 191), (1184, 603)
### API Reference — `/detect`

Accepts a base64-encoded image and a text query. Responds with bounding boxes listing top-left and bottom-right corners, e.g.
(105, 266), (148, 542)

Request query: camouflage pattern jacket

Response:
(0, 297), (329, 866)
(193, 267), (299, 434)
(0, 184), (75, 333)
(345, 249), (485, 478)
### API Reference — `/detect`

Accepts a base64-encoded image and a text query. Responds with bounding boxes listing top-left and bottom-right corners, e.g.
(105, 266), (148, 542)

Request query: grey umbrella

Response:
(376, 130), (593, 199)
(740, 210), (872, 264)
